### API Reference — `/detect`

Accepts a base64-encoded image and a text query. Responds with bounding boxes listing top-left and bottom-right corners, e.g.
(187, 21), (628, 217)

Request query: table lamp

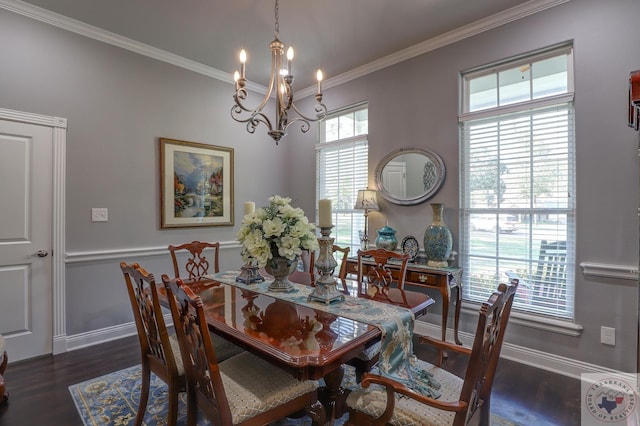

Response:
(354, 188), (379, 250)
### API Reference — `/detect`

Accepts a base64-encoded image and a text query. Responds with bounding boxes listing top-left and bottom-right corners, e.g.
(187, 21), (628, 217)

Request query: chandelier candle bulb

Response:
(287, 47), (293, 74)
(239, 49), (246, 78)
(316, 70), (323, 95)
(243, 201), (255, 216)
(319, 199), (332, 227)
(233, 71), (240, 90)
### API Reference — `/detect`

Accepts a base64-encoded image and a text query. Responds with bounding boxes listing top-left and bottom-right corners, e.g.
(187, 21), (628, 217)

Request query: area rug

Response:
(69, 364), (552, 425)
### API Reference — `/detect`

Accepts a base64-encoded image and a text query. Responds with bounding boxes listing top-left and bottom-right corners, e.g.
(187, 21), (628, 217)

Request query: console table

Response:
(345, 257), (463, 345)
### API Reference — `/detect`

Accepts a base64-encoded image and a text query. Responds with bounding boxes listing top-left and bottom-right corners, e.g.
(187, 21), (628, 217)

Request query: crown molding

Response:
(0, 0), (267, 94)
(307, 0), (571, 96)
(0, 0), (570, 99)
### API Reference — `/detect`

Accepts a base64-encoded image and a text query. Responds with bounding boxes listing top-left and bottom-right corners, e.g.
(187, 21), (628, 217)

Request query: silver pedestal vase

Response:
(265, 255), (298, 292)
(308, 226), (345, 305)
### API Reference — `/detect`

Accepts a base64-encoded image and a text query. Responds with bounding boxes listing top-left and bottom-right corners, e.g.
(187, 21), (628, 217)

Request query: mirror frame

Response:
(374, 147), (446, 206)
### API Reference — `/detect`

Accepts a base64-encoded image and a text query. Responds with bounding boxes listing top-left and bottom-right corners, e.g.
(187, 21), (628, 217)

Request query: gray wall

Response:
(289, 0), (640, 371)
(0, 9), (289, 334)
(1, 0), (639, 371)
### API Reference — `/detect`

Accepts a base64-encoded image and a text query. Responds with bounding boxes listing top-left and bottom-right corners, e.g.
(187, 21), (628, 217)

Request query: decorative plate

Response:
(401, 236), (419, 261)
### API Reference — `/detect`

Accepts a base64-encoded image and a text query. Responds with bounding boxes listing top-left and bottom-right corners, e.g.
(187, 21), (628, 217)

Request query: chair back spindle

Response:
(120, 261), (184, 426)
(357, 248), (409, 294)
(163, 277), (233, 425)
(458, 279), (518, 424)
(168, 241), (220, 279)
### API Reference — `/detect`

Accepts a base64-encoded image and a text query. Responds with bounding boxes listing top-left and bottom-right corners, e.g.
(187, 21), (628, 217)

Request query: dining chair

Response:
(345, 279), (519, 426)
(357, 248), (410, 293)
(162, 278), (326, 426)
(295, 246), (350, 292)
(168, 240), (220, 279)
(160, 274), (244, 362)
(506, 240), (567, 307)
(332, 244), (351, 294)
(120, 262), (185, 426)
(346, 249), (410, 381)
(301, 249), (315, 274)
(0, 334), (7, 406)
(532, 240), (567, 303)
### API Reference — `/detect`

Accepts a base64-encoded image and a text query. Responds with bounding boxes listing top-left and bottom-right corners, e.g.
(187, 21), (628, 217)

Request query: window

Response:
(459, 44), (575, 319)
(317, 104), (368, 253)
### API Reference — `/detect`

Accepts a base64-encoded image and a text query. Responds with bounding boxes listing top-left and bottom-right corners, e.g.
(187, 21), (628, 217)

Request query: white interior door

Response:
(382, 161), (407, 198)
(0, 119), (53, 361)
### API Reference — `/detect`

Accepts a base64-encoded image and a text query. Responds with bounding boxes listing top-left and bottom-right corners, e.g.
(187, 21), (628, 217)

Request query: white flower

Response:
(237, 195), (319, 267)
(263, 217), (285, 238)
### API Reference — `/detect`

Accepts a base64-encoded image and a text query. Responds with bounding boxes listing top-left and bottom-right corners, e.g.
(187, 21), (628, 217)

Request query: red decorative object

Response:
(628, 70), (640, 130)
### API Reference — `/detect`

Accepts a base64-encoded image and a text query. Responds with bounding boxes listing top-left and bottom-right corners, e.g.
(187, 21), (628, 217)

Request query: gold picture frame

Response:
(160, 138), (234, 228)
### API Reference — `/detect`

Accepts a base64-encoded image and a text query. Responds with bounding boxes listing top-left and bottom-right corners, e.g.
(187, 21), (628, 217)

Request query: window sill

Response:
(461, 301), (583, 337)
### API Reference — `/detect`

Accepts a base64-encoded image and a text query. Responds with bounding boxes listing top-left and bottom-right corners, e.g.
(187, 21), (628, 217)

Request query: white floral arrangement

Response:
(237, 195), (319, 267)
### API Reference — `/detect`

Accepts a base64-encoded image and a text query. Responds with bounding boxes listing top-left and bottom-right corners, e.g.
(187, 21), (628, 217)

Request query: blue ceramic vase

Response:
(375, 224), (398, 251)
(423, 203), (452, 267)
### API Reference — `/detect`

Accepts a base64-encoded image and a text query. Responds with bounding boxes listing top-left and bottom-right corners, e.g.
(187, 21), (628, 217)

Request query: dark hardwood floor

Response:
(0, 334), (581, 425)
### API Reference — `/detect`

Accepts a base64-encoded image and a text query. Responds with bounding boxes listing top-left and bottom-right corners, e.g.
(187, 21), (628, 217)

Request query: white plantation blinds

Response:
(317, 105), (368, 252)
(460, 45), (575, 319)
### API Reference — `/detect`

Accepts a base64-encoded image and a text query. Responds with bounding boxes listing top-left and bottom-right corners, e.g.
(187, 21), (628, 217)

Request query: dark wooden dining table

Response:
(159, 274), (433, 424)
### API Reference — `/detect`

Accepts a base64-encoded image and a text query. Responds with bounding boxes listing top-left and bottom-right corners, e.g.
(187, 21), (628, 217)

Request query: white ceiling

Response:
(8, 0), (560, 91)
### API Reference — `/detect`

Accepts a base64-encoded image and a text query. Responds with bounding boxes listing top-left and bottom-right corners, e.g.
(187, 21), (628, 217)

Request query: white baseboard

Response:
(65, 314), (172, 352)
(65, 316), (625, 380)
(413, 321), (629, 380)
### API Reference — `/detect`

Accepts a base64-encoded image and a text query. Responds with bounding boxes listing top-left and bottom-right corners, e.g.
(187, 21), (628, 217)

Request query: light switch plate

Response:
(91, 208), (108, 222)
(601, 326), (615, 346)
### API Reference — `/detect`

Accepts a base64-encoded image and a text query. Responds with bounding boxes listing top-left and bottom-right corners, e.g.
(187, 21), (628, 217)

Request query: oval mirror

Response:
(375, 147), (446, 205)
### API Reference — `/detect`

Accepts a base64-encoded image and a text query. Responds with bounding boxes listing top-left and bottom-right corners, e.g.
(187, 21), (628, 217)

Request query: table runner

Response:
(210, 271), (441, 398)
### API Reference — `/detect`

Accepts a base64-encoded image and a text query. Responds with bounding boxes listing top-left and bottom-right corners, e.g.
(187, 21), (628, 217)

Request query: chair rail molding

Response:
(579, 262), (639, 281)
(65, 241), (241, 264)
(414, 321), (627, 381)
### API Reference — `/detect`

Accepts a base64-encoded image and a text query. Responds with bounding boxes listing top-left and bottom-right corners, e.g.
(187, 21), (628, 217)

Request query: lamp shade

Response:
(354, 189), (379, 211)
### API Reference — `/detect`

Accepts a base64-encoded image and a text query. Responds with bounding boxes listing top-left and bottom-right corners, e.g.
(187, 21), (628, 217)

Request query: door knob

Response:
(36, 250), (49, 257)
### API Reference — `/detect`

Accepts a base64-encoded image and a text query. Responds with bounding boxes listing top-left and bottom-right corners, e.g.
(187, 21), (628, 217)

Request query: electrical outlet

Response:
(601, 326), (615, 346)
(91, 208), (108, 222)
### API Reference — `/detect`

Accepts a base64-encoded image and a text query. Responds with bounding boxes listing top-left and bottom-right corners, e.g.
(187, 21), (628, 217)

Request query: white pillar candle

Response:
(318, 199), (332, 227)
(243, 201), (255, 216)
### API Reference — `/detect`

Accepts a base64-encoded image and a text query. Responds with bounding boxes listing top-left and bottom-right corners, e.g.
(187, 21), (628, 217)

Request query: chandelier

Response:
(231, 0), (328, 144)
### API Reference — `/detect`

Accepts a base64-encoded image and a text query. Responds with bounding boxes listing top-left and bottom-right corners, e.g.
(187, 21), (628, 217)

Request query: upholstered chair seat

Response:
(166, 335), (185, 375)
(346, 357), (464, 426)
(0, 334), (7, 405)
(217, 351), (320, 424)
(354, 341), (381, 362)
(209, 334), (244, 362)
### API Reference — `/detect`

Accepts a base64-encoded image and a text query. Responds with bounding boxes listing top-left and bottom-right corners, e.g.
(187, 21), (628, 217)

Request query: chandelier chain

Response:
(274, 0), (279, 38)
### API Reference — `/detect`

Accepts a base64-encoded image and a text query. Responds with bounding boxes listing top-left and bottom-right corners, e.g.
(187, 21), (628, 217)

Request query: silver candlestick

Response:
(308, 225), (345, 305)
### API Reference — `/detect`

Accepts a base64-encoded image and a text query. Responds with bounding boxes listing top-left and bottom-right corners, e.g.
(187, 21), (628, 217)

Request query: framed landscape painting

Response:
(160, 138), (234, 228)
